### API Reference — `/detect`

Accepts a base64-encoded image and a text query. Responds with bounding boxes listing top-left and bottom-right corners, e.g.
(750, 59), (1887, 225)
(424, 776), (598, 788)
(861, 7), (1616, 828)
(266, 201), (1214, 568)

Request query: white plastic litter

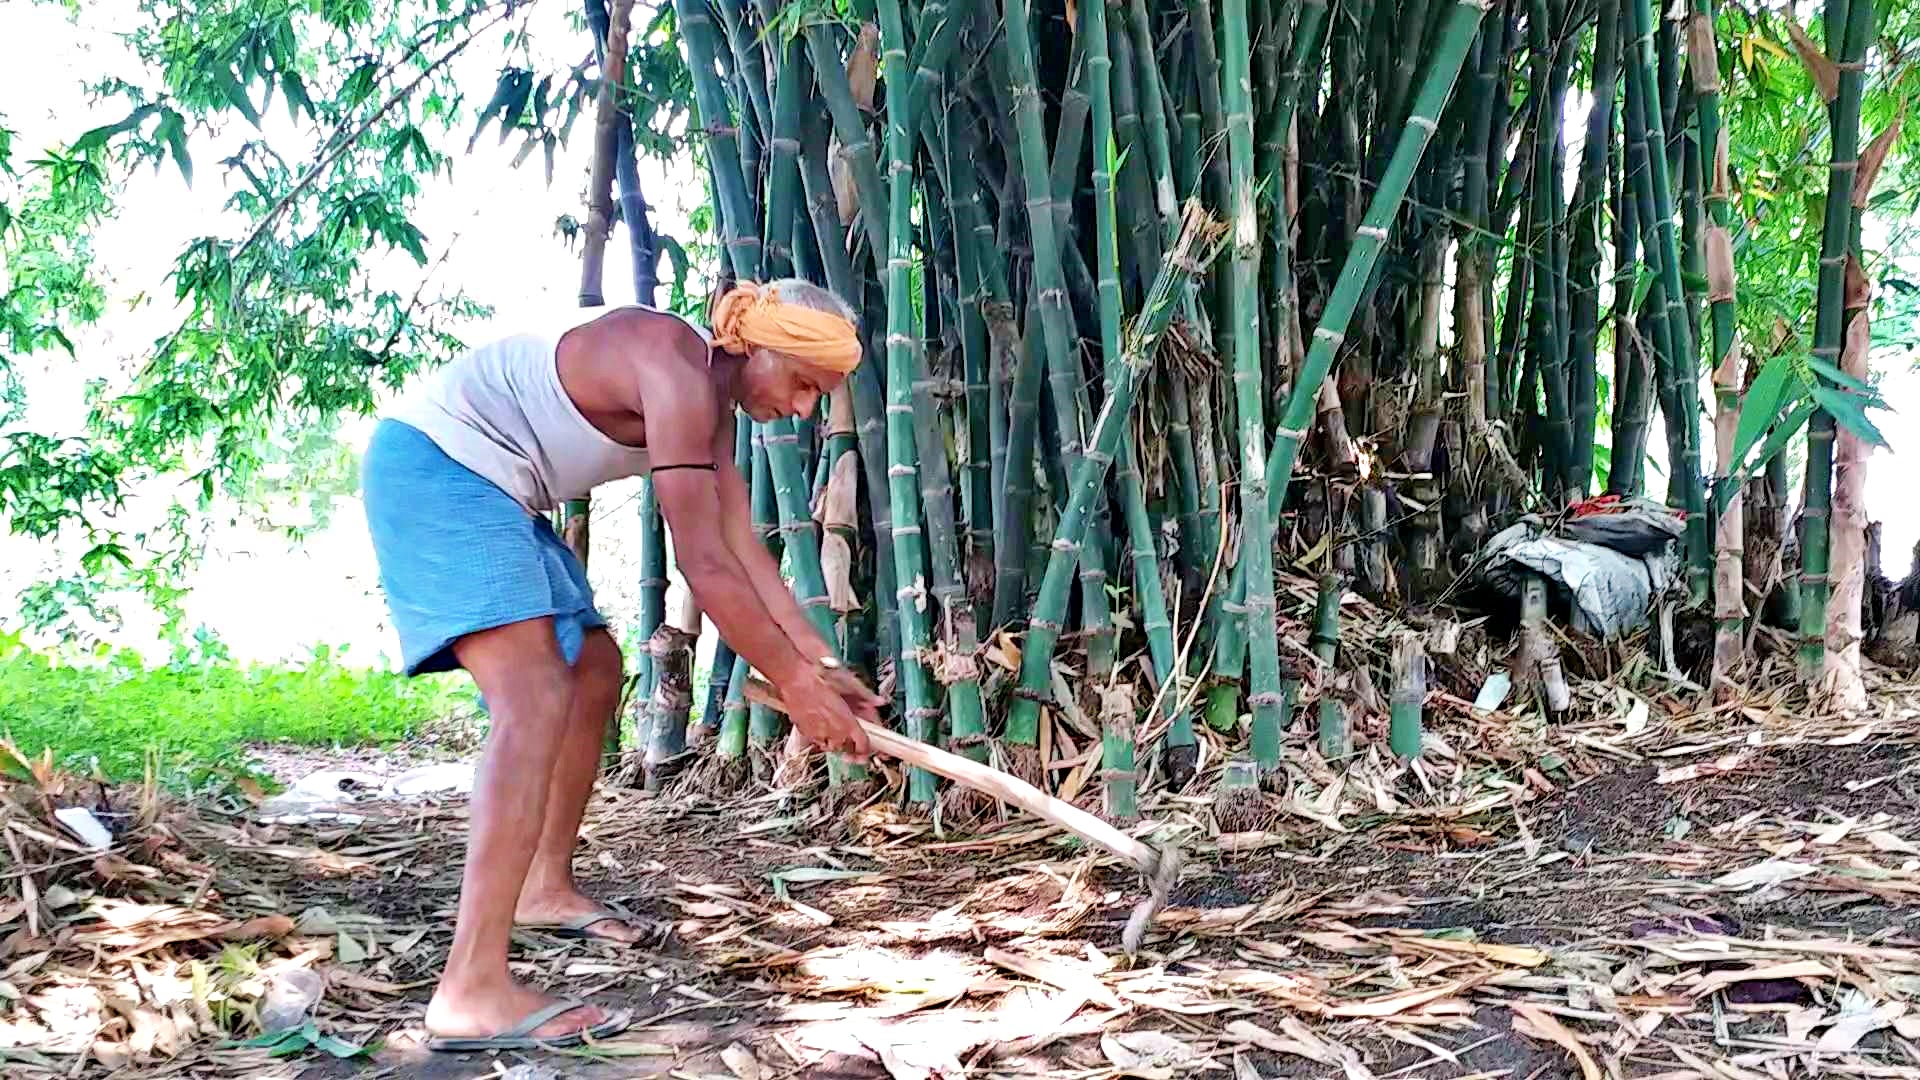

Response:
(1476, 500), (1685, 638)
(254, 763), (478, 824)
(257, 969), (324, 1033)
(53, 807), (113, 850)
(255, 770), (383, 825)
(382, 762), (476, 798)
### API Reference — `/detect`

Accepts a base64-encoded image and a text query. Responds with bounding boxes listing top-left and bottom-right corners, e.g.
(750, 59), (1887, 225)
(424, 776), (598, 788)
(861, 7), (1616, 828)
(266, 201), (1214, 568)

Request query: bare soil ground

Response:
(8, 676), (1920, 1079)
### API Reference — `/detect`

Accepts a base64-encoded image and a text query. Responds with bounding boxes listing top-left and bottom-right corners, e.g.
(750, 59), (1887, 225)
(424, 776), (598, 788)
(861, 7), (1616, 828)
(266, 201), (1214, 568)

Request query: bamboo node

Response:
(1408, 115), (1437, 133)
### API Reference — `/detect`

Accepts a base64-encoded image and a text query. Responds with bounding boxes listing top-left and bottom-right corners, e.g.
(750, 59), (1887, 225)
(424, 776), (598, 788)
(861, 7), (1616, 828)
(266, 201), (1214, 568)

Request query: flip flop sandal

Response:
(518, 910), (654, 942)
(425, 998), (632, 1052)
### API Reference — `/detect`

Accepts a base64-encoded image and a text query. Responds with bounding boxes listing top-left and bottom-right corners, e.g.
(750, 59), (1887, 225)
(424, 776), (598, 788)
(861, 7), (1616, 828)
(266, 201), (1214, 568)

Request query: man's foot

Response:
(514, 888), (649, 944)
(424, 979), (607, 1043)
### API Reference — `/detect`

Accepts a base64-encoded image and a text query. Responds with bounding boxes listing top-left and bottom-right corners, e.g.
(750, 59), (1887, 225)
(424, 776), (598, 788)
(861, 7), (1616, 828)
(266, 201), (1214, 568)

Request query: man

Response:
(361, 279), (881, 1051)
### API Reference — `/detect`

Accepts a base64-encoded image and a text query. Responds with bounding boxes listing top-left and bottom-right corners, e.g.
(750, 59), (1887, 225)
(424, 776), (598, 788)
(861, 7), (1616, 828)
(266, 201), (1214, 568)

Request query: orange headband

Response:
(710, 282), (861, 375)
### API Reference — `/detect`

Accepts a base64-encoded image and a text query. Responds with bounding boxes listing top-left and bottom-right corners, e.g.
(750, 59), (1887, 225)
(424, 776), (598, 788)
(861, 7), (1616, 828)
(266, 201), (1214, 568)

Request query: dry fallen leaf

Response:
(1816, 993), (1907, 1053)
(1326, 980), (1473, 1019)
(1223, 1019), (1330, 1064)
(1711, 858), (1817, 890)
(1656, 751), (1751, 784)
(1102, 1030), (1196, 1078)
(1864, 830), (1920, 855)
(1787, 1005), (1824, 1043)
(721, 1041), (762, 1080)
(1510, 1002), (1601, 1080)
(1394, 933), (1548, 968)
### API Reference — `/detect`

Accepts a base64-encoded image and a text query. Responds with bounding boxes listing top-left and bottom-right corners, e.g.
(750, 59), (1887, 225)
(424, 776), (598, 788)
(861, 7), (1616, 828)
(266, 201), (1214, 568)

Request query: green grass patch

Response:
(0, 637), (466, 788)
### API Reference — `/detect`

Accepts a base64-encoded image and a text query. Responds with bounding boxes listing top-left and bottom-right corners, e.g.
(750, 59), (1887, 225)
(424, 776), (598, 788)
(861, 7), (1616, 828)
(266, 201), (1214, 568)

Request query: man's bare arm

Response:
(634, 353), (816, 686)
(712, 436), (838, 664)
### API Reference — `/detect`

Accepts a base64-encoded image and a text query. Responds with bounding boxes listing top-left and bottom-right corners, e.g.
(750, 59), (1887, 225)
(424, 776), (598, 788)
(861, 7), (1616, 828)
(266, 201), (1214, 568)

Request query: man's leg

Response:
(424, 617), (609, 1040)
(514, 628), (646, 943)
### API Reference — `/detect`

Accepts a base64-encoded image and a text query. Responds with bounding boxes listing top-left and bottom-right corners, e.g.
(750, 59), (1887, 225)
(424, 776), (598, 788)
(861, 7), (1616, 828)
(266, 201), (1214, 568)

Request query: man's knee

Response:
(576, 629), (625, 699)
(455, 619), (577, 726)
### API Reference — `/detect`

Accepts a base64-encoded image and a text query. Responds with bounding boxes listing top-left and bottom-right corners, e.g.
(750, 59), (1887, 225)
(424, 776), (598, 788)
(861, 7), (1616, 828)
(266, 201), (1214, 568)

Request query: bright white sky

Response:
(0, 1), (1915, 671)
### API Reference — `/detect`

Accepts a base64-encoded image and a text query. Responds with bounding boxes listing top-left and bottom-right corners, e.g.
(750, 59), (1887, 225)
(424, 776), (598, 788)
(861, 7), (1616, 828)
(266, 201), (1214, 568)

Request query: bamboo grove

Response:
(576, 0), (1904, 810)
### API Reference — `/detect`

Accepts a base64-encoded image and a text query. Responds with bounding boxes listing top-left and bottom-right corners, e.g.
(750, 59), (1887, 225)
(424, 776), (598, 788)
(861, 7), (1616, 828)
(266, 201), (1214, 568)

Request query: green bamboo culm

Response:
(909, 339), (988, 767)
(804, 22), (888, 263)
(1220, 0), (1285, 776)
(1312, 573), (1347, 761)
(1001, 203), (1231, 777)
(1797, 0), (1873, 681)
(1085, 0), (1134, 818)
(634, 479), (665, 709)
(763, 418), (841, 643)
(671, 0), (762, 279)
(1625, 0), (1708, 601)
(997, 0), (1082, 763)
(1084, 0), (1193, 811)
(747, 430), (785, 750)
(1215, 0), (1491, 724)
(1389, 633), (1426, 759)
(700, 415), (755, 733)
(716, 649), (752, 762)
(1329, 3), (1488, 466)
(793, 97), (901, 712)
(875, 0), (940, 804)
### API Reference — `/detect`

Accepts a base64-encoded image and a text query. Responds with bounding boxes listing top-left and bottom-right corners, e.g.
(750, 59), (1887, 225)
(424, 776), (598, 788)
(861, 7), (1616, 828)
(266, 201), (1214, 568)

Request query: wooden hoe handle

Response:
(743, 676), (1158, 873)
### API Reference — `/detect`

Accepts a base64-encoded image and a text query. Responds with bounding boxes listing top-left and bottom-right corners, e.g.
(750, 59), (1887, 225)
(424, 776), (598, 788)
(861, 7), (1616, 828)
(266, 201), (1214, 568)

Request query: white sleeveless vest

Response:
(392, 305), (710, 513)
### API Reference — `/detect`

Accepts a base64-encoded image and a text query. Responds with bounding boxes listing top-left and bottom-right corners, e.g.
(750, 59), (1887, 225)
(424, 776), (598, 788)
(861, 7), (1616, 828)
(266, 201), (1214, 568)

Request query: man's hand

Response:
(821, 666), (885, 720)
(776, 665), (873, 760)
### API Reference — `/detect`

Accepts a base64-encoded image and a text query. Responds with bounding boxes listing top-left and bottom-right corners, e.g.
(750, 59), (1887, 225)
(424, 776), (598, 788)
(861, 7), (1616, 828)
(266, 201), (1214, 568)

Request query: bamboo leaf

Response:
(71, 104), (157, 154)
(1808, 383), (1889, 451)
(280, 71), (313, 122)
(157, 110), (193, 186)
(1731, 354), (1802, 470)
(1736, 399), (1815, 481)
(1630, 266), (1657, 313)
(342, 61), (379, 107)
(1804, 354), (1874, 397)
(1747, 31), (1788, 62)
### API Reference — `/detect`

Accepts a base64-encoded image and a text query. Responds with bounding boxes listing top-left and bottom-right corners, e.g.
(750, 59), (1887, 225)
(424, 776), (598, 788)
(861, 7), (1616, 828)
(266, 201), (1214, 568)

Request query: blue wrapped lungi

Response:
(361, 418), (605, 676)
